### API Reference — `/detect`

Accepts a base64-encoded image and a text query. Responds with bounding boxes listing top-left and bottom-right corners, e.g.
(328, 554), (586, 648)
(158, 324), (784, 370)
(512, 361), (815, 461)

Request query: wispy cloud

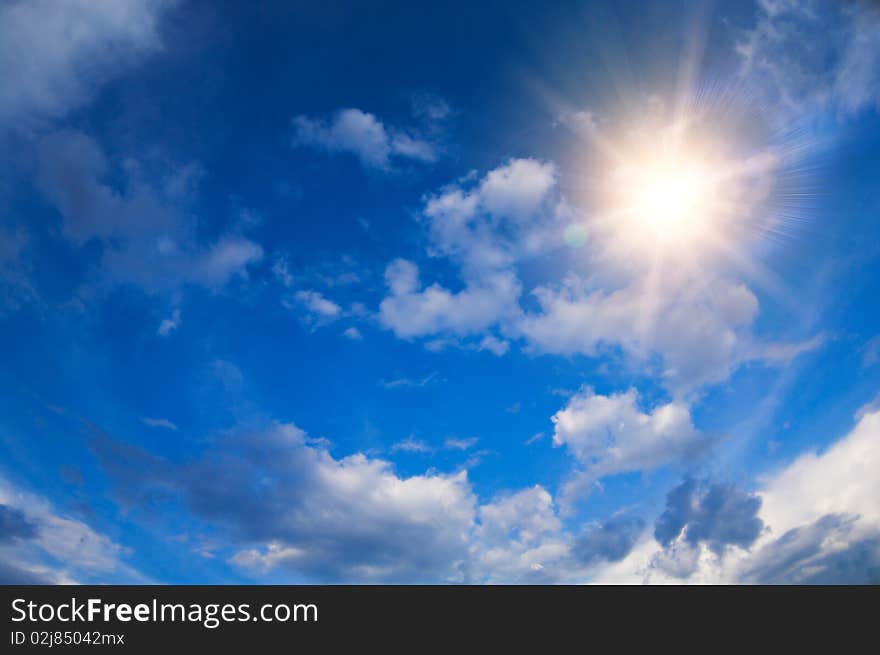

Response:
(390, 436), (433, 454)
(292, 107), (440, 170)
(140, 417), (179, 431)
(157, 308), (181, 337)
(444, 437), (478, 451)
(379, 371), (439, 390)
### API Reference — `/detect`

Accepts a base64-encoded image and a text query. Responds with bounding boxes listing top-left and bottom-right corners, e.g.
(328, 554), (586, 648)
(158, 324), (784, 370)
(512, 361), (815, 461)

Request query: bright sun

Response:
(623, 153), (717, 241)
(595, 130), (756, 258)
(578, 100), (785, 262)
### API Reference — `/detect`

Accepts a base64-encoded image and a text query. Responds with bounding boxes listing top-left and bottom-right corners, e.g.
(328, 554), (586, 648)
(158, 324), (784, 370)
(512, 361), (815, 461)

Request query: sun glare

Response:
(621, 152), (718, 242)
(587, 114), (777, 260)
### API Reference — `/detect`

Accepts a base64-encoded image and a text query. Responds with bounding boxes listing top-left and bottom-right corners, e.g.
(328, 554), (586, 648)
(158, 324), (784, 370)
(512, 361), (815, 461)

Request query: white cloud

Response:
(473, 486), (570, 583)
(342, 326), (363, 340)
(380, 371), (438, 390)
(379, 259), (521, 339)
(0, 0), (174, 128)
(524, 431), (545, 446)
(376, 157), (563, 347)
(157, 308), (181, 336)
(390, 132), (438, 162)
(479, 486), (561, 545)
(477, 335), (510, 356)
(731, 403), (880, 583)
(292, 108), (438, 170)
(422, 158), (562, 276)
(444, 437), (478, 451)
(376, 151), (816, 394)
(591, 399), (880, 583)
(93, 413), (637, 582)
(479, 158), (557, 221)
(758, 399), (880, 536)
(552, 388), (708, 495)
(517, 272), (817, 395)
(292, 289), (342, 325)
(190, 423), (477, 582)
(188, 237), (263, 289)
(390, 436), (433, 454)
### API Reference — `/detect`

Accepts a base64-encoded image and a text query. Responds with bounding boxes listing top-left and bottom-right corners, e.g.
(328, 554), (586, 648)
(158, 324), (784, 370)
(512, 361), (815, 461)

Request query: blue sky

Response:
(1, 0), (879, 584)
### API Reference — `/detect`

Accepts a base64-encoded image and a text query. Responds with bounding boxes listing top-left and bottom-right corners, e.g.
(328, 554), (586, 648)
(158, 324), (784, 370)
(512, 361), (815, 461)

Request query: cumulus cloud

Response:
(478, 158), (558, 222)
(92, 422), (477, 583)
(292, 108), (438, 170)
(473, 486), (569, 583)
(518, 266), (821, 396)
(521, 274), (756, 389)
(378, 158), (566, 344)
(757, 397), (880, 537)
(377, 151), (817, 393)
(35, 130), (263, 294)
(551, 388), (709, 493)
(729, 401), (880, 582)
(379, 259), (521, 340)
(592, 400), (880, 583)
(0, 0), (174, 128)
(477, 335), (510, 356)
(471, 488), (647, 582)
(86, 415), (651, 583)
(654, 479), (764, 556)
(422, 158), (561, 275)
(739, 514), (880, 584)
(572, 515), (645, 566)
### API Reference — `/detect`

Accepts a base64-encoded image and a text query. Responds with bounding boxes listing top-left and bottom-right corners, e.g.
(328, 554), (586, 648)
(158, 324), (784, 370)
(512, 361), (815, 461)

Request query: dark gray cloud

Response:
(0, 503), (37, 543)
(655, 479), (763, 555)
(573, 515), (644, 565)
(739, 514), (880, 584)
